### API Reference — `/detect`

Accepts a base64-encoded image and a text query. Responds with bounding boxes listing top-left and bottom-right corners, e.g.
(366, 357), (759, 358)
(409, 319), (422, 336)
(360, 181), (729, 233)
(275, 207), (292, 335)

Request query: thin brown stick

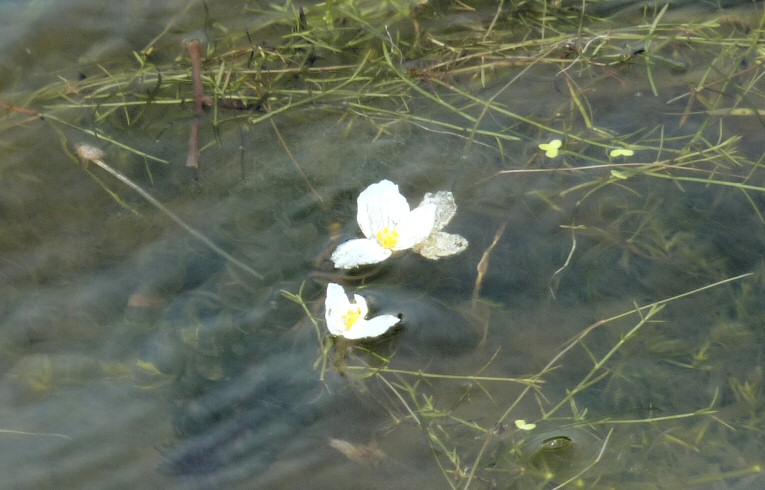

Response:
(472, 218), (509, 349)
(0, 101), (39, 116)
(186, 39), (204, 168)
(472, 218), (508, 309)
(76, 144), (263, 280)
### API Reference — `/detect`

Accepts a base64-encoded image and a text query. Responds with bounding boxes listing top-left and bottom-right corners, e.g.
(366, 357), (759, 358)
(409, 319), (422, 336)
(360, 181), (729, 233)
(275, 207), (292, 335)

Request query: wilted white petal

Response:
(343, 314), (400, 340)
(393, 203), (437, 251)
(331, 238), (392, 269)
(356, 180), (409, 239)
(413, 231), (469, 260)
(419, 191), (457, 231)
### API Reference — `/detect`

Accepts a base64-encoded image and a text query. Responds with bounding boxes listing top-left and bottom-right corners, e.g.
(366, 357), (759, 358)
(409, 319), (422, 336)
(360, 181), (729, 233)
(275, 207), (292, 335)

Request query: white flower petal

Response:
(325, 283), (352, 336)
(413, 231), (469, 260)
(356, 180), (410, 239)
(352, 294), (369, 318)
(393, 203), (437, 251)
(331, 238), (392, 269)
(326, 319), (346, 336)
(343, 314), (400, 340)
(419, 191), (457, 231)
(324, 283), (400, 339)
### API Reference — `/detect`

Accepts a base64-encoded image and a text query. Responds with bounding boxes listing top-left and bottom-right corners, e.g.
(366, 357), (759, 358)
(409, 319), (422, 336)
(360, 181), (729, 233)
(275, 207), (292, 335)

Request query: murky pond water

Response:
(2, 1), (765, 488)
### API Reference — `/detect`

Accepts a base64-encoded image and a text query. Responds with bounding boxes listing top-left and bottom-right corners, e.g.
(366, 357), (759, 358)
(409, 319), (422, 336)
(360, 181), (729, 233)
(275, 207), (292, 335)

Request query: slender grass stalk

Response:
(344, 365), (541, 387)
(0, 429), (71, 440)
(75, 144), (263, 280)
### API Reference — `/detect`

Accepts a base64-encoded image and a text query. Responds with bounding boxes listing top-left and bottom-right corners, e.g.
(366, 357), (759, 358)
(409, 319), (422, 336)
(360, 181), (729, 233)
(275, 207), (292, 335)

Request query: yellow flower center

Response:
(376, 227), (399, 249)
(342, 307), (362, 331)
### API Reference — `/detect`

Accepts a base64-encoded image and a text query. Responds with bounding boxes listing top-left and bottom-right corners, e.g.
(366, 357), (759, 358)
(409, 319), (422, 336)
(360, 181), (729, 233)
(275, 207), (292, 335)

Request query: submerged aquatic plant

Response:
(324, 283), (399, 339)
(5, 1), (765, 488)
(331, 180), (468, 269)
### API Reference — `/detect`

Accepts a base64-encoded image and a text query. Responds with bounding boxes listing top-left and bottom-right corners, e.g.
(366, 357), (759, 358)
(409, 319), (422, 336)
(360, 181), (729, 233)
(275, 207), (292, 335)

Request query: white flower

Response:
(331, 180), (468, 269)
(324, 283), (400, 339)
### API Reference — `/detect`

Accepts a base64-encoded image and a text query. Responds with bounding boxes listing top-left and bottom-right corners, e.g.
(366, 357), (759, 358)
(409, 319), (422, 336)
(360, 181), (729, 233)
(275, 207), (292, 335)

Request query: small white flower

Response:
(324, 283), (400, 339)
(331, 180), (468, 269)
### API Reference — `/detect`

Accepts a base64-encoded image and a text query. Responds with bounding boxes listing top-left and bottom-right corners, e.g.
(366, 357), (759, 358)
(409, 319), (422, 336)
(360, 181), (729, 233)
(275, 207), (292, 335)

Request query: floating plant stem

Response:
(344, 365), (541, 387)
(270, 119), (324, 204)
(461, 272), (755, 489)
(75, 144), (263, 280)
(0, 428), (71, 440)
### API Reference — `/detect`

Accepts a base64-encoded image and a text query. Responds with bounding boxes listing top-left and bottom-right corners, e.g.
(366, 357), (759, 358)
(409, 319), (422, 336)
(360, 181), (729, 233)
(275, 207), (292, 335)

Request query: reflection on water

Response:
(2, 0), (765, 488)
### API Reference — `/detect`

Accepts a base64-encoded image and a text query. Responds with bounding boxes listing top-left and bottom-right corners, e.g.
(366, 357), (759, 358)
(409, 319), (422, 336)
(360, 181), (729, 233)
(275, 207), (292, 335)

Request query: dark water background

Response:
(2, 1), (765, 488)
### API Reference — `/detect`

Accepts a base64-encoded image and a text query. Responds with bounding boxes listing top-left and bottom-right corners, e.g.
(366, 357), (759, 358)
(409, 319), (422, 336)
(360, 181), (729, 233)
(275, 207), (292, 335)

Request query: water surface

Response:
(2, 1), (765, 488)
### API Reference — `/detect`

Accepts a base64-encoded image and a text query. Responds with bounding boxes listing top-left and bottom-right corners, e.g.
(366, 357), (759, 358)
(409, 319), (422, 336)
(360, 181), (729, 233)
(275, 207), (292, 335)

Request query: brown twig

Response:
(471, 218), (509, 349)
(186, 39), (204, 168)
(472, 218), (508, 309)
(0, 101), (39, 116)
